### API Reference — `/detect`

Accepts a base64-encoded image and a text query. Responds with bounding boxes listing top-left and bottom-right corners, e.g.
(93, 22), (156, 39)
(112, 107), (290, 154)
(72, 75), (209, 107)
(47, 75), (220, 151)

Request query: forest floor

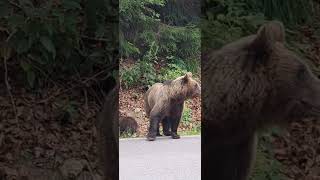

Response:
(0, 66), (104, 180)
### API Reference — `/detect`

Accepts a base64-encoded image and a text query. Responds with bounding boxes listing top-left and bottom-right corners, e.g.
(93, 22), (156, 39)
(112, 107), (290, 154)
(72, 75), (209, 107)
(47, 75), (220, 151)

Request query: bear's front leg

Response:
(147, 114), (162, 141)
(162, 117), (171, 136)
(170, 117), (181, 139)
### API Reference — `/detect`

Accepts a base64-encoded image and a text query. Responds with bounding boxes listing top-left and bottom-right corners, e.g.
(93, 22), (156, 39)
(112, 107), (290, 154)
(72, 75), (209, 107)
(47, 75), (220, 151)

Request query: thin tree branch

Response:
(3, 56), (18, 125)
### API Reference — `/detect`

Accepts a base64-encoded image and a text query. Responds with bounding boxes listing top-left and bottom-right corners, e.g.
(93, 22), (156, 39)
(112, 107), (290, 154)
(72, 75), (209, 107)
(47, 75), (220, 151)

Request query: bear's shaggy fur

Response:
(144, 72), (201, 141)
(203, 21), (320, 180)
(119, 116), (138, 135)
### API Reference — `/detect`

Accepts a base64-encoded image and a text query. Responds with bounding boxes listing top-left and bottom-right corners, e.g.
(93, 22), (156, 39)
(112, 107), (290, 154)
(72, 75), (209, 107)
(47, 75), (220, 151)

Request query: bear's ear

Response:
(182, 72), (192, 82)
(249, 21), (285, 56)
(186, 72), (192, 78)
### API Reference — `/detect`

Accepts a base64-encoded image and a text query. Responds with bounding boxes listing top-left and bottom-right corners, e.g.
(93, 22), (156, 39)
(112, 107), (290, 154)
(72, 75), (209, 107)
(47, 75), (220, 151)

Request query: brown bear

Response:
(144, 72), (201, 141)
(203, 21), (320, 180)
(119, 116), (138, 135)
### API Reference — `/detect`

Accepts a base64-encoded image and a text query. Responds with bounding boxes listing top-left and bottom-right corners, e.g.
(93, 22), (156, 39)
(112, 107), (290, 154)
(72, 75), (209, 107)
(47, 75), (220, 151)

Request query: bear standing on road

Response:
(144, 72), (201, 141)
(203, 21), (320, 180)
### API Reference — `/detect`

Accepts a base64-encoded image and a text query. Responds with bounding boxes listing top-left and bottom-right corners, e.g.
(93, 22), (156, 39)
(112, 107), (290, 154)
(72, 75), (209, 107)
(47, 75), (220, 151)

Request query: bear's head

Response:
(170, 72), (201, 100)
(249, 21), (320, 122)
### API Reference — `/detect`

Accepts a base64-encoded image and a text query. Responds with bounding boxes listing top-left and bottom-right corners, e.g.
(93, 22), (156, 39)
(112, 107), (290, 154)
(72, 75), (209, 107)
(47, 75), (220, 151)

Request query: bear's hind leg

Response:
(162, 117), (171, 136)
(147, 112), (162, 141)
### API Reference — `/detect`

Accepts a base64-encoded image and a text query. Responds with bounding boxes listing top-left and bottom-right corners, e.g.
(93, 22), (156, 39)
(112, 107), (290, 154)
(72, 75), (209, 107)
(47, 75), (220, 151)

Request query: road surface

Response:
(119, 135), (201, 180)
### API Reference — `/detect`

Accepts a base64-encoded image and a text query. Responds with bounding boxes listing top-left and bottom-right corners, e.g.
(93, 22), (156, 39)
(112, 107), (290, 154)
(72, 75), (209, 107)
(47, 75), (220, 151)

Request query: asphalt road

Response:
(119, 135), (201, 180)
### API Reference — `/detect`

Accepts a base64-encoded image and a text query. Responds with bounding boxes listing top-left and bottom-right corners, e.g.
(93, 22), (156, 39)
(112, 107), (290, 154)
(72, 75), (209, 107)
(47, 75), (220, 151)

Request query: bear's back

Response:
(145, 83), (167, 111)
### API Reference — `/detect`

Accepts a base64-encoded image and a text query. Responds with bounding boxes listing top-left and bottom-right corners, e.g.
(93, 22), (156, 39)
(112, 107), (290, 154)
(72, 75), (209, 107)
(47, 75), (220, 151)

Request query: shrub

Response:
(247, 0), (315, 27)
(202, 0), (318, 50)
(0, 0), (117, 88)
(162, 57), (200, 79)
(120, 0), (200, 62)
(202, 0), (266, 50)
(181, 106), (192, 126)
(120, 0), (165, 58)
(159, 25), (200, 60)
(160, 63), (187, 81)
(120, 60), (157, 88)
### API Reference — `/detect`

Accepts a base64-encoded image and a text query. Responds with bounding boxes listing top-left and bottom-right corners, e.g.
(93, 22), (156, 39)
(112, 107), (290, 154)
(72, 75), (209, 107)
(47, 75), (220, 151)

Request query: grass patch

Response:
(119, 132), (139, 139)
(179, 122), (201, 136)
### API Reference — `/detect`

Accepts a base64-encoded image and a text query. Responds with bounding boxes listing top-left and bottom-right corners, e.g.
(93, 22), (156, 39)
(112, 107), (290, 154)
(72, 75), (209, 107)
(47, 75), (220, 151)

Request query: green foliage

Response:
(161, 63), (187, 81)
(120, 0), (165, 58)
(120, 131), (138, 138)
(119, 0), (201, 88)
(121, 56), (200, 89)
(159, 25), (200, 60)
(202, 0), (317, 50)
(247, 0), (315, 27)
(142, 41), (159, 62)
(249, 129), (286, 180)
(181, 106), (192, 126)
(120, 60), (157, 88)
(250, 147), (285, 180)
(119, 0), (200, 60)
(158, 0), (200, 26)
(120, 38), (141, 58)
(179, 122), (201, 136)
(202, 0), (266, 50)
(1, 0), (117, 88)
(250, 132), (286, 180)
(161, 57), (200, 81)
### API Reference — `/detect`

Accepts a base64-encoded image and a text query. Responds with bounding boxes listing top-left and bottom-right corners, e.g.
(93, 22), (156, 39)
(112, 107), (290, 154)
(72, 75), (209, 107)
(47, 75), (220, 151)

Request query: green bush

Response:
(181, 106), (192, 126)
(160, 63), (187, 81)
(120, 64), (141, 88)
(159, 25), (200, 60)
(120, 0), (164, 58)
(250, 147), (285, 180)
(120, 0), (200, 62)
(120, 36), (141, 58)
(120, 60), (157, 88)
(202, 0), (318, 50)
(155, 0), (200, 26)
(250, 132), (286, 180)
(142, 41), (159, 63)
(0, 0), (117, 88)
(161, 57), (200, 80)
(202, 0), (266, 50)
(121, 56), (200, 88)
(119, 0), (201, 88)
(247, 0), (315, 27)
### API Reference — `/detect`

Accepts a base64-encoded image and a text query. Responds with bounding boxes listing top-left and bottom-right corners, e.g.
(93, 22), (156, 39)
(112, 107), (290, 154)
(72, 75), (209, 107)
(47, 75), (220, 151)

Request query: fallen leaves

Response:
(0, 85), (102, 179)
(273, 118), (320, 180)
